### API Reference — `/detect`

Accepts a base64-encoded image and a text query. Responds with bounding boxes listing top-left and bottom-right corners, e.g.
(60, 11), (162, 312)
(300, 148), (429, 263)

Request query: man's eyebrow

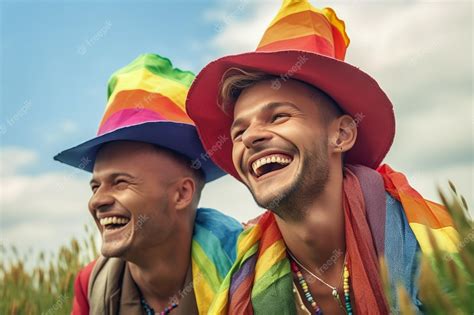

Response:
(231, 102), (299, 131)
(89, 172), (134, 185)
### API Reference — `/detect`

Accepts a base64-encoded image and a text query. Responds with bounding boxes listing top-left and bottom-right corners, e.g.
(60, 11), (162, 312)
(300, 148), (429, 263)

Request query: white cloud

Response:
(42, 119), (81, 144)
(402, 162), (473, 214)
(0, 146), (94, 255)
(59, 119), (79, 134)
(0, 146), (38, 176)
(205, 1), (277, 57)
(200, 175), (264, 223)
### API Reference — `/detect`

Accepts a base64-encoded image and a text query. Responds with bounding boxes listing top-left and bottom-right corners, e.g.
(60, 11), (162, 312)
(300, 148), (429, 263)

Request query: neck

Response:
(276, 167), (345, 271)
(127, 211), (195, 309)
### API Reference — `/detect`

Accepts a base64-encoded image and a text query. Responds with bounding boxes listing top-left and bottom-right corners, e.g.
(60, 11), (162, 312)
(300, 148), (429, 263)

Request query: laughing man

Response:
(186, 1), (459, 314)
(54, 54), (242, 315)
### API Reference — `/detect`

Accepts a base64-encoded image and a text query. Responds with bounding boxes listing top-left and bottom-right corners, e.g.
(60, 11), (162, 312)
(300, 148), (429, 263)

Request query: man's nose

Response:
(241, 125), (272, 149)
(88, 186), (115, 213)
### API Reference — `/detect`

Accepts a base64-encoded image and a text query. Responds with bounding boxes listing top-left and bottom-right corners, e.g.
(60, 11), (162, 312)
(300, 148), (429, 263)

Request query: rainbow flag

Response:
(378, 165), (459, 254)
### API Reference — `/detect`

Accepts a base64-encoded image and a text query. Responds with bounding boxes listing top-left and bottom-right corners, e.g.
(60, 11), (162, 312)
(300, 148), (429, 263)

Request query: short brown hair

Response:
(219, 68), (277, 115)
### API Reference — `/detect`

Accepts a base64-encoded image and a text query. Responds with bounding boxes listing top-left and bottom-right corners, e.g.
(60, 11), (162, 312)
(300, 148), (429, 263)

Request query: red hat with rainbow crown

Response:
(186, 0), (395, 180)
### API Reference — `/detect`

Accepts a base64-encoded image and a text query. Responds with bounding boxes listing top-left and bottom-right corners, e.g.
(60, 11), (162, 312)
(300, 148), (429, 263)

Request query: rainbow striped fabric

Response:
(207, 165), (460, 314)
(379, 165), (459, 254)
(208, 210), (294, 314)
(191, 208), (243, 314)
(98, 54), (194, 136)
(257, 0), (350, 60)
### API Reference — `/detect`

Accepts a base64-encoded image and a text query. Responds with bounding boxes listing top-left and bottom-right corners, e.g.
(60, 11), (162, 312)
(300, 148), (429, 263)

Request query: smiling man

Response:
(54, 54), (242, 315)
(186, 0), (459, 314)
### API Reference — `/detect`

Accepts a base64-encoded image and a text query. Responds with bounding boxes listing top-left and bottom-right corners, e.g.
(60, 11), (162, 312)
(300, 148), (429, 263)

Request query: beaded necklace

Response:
(140, 297), (178, 315)
(289, 255), (353, 315)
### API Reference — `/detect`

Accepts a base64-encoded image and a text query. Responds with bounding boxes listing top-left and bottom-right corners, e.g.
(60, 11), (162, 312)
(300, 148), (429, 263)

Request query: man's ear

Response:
(329, 114), (358, 153)
(173, 177), (196, 210)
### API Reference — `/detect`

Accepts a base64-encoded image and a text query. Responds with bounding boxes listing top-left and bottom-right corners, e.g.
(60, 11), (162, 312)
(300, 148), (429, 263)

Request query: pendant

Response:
(332, 288), (345, 311)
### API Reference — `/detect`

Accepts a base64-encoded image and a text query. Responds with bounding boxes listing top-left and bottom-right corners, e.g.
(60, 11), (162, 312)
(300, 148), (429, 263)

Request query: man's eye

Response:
(90, 185), (99, 193)
(114, 179), (128, 188)
(271, 113), (289, 123)
(232, 129), (245, 141)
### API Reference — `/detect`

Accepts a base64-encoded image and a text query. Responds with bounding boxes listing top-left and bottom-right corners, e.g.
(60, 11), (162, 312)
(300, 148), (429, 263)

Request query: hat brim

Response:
(53, 121), (226, 183)
(186, 50), (395, 180)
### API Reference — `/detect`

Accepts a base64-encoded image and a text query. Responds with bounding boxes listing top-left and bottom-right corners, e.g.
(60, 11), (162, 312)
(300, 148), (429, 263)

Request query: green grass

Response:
(0, 224), (98, 315)
(382, 181), (474, 314)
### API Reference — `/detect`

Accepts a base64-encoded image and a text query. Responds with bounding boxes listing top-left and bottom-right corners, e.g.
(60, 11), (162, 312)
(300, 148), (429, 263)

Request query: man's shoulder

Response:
(195, 207), (243, 233)
(76, 260), (97, 290)
(194, 207), (243, 263)
(71, 260), (98, 315)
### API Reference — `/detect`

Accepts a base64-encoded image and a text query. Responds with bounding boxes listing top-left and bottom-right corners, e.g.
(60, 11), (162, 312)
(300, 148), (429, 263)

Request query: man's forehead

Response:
(97, 141), (154, 155)
(93, 142), (156, 172)
(90, 170), (133, 184)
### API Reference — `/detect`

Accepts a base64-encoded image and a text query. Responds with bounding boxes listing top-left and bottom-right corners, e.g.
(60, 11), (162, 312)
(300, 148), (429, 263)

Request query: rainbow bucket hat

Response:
(54, 54), (225, 182)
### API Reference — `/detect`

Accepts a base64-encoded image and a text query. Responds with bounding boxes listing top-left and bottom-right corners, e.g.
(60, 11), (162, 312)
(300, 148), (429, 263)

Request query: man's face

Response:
(230, 79), (332, 220)
(88, 141), (182, 258)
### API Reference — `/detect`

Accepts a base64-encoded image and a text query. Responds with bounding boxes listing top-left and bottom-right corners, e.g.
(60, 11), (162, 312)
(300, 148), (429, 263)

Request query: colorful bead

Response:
(290, 257), (353, 315)
(140, 298), (178, 315)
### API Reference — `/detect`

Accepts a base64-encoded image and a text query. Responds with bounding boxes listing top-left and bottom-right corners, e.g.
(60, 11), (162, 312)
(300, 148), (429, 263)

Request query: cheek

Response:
(231, 143), (244, 170)
(113, 190), (147, 213)
(87, 198), (94, 213)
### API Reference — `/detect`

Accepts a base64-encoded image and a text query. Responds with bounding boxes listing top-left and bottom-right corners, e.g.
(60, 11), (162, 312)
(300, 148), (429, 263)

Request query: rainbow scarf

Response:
(208, 165), (459, 314)
(191, 208), (243, 314)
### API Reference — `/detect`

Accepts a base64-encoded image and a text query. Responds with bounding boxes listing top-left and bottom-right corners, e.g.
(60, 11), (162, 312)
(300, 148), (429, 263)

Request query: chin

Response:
(100, 241), (129, 258)
(100, 230), (134, 258)
(252, 181), (293, 210)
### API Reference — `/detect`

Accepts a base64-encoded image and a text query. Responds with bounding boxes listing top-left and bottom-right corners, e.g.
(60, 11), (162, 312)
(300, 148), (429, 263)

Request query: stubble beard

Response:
(252, 140), (330, 222)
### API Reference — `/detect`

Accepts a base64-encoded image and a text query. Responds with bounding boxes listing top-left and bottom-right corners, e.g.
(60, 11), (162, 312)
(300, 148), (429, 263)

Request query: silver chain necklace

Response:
(287, 250), (346, 308)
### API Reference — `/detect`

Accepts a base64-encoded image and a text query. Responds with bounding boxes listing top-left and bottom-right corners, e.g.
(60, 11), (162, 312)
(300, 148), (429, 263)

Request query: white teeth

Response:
(99, 216), (130, 227)
(251, 154), (293, 175)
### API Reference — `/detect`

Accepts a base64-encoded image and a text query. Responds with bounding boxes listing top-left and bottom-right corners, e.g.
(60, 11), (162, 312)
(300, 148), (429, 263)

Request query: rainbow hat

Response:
(186, 0), (395, 180)
(54, 54), (225, 182)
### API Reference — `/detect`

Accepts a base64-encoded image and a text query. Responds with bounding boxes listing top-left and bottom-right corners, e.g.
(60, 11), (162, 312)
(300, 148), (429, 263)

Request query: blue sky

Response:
(1, 0), (222, 174)
(1, 0), (472, 257)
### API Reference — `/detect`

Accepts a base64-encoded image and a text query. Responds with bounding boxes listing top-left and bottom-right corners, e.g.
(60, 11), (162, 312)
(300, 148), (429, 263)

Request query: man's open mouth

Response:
(99, 216), (131, 230)
(250, 153), (293, 178)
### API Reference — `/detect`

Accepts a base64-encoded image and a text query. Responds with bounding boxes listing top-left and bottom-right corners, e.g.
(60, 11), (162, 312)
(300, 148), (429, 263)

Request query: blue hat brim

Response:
(53, 121), (226, 183)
